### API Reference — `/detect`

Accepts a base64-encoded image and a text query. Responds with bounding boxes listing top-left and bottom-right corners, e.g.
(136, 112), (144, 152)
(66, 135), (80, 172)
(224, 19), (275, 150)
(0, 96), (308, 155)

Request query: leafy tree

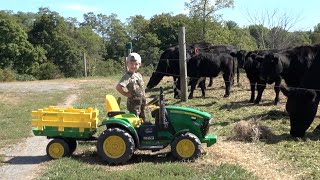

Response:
(149, 13), (185, 50)
(288, 31), (311, 47)
(74, 25), (105, 76)
(138, 32), (161, 66)
(0, 19), (39, 74)
(185, 0), (234, 41)
(126, 15), (149, 43)
(104, 14), (129, 60)
(225, 20), (238, 30)
(248, 25), (271, 49)
(311, 23), (320, 44)
(29, 8), (83, 77)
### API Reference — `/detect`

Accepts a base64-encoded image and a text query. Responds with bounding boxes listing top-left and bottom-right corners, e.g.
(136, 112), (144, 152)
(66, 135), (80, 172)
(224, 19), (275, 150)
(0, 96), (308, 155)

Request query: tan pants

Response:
(127, 97), (146, 121)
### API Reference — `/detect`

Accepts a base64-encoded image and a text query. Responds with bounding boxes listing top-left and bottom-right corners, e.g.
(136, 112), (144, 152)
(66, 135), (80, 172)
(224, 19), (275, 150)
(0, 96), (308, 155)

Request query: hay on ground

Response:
(231, 119), (273, 142)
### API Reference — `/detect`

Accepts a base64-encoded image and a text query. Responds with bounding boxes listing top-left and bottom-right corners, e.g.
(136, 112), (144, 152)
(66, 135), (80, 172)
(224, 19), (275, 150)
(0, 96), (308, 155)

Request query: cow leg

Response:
(199, 78), (206, 98)
(208, 77), (213, 87)
(188, 78), (197, 99)
(237, 66), (240, 85)
(249, 79), (255, 103)
(173, 78), (181, 99)
(254, 81), (266, 104)
(223, 73), (231, 98)
(290, 100), (319, 137)
(273, 78), (281, 105)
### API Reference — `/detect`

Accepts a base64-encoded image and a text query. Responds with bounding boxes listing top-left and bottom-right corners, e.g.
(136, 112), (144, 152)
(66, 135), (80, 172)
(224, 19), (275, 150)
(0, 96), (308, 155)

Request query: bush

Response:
(15, 74), (36, 81)
(0, 69), (16, 82)
(36, 62), (62, 80)
(94, 59), (125, 76)
(139, 64), (155, 76)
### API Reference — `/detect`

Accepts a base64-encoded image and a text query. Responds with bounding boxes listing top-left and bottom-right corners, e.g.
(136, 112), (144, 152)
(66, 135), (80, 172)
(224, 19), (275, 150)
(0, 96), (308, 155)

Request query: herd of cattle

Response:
(146, 43), (320, 138)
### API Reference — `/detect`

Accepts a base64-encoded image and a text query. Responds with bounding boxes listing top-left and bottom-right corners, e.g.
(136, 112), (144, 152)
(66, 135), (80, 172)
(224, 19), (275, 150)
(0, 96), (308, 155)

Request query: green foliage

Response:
(185, 0), (235, 40)
(205, 23), (257, 50)
(0, 19), (39, 73)
(1, 6), (319, 81)
(93, 59), (125, 77)
(36, 62), (62, 80)
(149, 13), (183, 50)
(0, 68), (16, 82)
(28, 9), (83, 78)
(15, 74), (36, 81)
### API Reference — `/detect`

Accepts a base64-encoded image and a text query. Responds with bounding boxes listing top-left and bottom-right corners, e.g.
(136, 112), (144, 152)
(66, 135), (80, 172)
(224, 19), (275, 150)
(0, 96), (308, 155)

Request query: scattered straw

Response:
(231, 119), (273, 142)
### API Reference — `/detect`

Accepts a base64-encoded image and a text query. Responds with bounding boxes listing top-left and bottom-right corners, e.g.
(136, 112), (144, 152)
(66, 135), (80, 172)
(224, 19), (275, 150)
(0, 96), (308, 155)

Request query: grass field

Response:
(1, 75), (320, 179)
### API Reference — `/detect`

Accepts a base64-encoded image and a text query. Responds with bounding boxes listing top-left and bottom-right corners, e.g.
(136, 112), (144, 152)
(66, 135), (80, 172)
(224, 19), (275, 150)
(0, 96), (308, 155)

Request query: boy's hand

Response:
(126, 92), (132, 98)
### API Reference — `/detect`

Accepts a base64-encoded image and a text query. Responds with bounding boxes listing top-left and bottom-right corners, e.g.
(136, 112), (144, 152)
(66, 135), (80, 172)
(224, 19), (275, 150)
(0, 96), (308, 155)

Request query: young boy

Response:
(116, 52), (146, 122)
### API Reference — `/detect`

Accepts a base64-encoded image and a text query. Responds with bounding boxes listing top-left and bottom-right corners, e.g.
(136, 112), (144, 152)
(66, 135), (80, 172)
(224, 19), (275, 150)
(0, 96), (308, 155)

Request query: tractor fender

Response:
(172, 129), (190, 141)
(99, 121), (140, 148)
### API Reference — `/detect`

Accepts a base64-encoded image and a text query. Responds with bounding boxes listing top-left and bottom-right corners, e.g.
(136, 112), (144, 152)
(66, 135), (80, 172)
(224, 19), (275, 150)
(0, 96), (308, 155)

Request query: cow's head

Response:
(258, 53), (284, 83)
(147, 47), (180, 89)
(280, 85), (319, 137)
(230, 50), (247, 68)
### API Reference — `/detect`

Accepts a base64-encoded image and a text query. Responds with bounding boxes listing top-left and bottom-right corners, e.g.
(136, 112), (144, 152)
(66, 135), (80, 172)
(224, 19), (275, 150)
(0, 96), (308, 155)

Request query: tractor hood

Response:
(166, 106), (211, 119)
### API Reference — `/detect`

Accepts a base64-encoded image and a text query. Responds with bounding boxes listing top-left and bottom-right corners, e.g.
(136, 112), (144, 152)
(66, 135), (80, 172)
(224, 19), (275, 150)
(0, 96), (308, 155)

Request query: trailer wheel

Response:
(66, 139), (78, 156)
(171, 133), (201, 161)
(46, 139), (70, 159)
(97, 128), (135, 165)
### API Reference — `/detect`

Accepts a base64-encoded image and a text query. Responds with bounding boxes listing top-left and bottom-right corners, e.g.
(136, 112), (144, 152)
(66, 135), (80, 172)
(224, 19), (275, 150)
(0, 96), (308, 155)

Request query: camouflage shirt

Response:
(119, 72), (145, 99)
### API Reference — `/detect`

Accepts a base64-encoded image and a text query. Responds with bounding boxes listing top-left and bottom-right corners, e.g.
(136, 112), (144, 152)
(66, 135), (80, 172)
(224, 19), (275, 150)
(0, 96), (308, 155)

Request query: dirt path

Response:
(0, 93), (78, 180)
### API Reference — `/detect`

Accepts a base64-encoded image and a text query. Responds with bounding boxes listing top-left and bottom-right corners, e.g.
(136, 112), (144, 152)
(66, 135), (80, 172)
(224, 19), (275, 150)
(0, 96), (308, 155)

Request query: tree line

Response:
(0, 0), (319, 81)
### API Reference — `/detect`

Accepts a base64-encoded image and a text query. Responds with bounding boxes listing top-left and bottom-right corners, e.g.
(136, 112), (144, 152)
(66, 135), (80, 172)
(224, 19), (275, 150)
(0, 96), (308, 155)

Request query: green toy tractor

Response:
(97, 87), (217, 165)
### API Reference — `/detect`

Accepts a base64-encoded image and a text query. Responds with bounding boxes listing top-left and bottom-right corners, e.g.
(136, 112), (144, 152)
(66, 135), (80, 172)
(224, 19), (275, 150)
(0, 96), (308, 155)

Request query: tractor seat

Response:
(105, 94), (142, 127)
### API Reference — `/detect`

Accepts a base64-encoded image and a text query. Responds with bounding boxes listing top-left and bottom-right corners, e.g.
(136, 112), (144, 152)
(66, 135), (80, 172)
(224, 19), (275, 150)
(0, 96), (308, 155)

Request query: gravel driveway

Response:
(0, 80), (79, 180)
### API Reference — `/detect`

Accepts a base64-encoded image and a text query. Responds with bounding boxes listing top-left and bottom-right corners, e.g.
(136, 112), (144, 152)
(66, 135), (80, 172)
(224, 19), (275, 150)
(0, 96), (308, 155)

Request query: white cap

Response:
(127, 52), (141, 64)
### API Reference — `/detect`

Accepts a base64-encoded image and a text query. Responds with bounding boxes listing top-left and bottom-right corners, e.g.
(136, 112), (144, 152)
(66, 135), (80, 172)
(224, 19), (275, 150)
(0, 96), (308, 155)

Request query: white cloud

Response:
(62, 3), (100, 12)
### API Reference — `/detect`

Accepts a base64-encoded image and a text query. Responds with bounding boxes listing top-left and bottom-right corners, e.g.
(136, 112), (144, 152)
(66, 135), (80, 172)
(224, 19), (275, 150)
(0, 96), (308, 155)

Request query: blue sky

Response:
(1, 0), (319, 31)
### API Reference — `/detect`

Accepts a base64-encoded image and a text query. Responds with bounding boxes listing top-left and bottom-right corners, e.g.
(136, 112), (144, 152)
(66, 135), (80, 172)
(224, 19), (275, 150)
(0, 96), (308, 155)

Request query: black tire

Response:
(46, 138), (70, 159)
(97, 128), (135, 165)
(171, 133), (201, 161)
(65, 139), (78, 156)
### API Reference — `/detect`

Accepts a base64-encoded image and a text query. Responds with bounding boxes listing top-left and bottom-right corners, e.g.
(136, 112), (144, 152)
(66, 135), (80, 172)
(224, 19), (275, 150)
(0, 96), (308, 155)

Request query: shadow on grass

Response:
(70, 149), (197, 166)
(145, 86), (172, 94)
(234, 109), (288, 122)
(261, 129), (320, 144)
(2, 155), (49, 164)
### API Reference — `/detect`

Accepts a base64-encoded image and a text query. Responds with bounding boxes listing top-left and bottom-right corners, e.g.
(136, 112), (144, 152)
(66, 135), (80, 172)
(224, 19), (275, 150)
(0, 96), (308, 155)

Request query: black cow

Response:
(260, 44), (320, 137)
(147, 42), (211, 98)
(209, 45), (239, 85)
(187, 52), (237, 99)
(245, 50), (281, 105)
(280, 85), (319, 138)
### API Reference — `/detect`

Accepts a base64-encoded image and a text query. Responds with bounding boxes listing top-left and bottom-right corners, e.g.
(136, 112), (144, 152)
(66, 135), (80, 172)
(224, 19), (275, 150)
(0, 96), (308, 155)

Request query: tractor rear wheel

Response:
(46, 138), (70, 159)
(97, 128), (135, 165)
(171, 133), (201, 161)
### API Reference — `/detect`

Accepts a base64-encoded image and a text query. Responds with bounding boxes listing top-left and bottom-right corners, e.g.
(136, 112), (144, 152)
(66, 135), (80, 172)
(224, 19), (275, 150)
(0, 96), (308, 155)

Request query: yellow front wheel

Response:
(97, 128), (135, 165)
(46, 139), (70, 159)
(171, 133), (201, 161)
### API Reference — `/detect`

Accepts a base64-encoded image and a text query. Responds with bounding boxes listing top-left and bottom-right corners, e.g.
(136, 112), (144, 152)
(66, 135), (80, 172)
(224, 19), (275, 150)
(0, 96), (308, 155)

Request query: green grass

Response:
(39, 158), (255, 180)
(0, 91), (66, 148)
(1, 75), (320, 179)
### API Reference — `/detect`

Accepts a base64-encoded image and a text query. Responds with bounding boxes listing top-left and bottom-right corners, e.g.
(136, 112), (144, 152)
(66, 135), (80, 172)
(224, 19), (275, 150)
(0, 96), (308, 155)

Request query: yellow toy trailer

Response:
(31, 106), (99, 159)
